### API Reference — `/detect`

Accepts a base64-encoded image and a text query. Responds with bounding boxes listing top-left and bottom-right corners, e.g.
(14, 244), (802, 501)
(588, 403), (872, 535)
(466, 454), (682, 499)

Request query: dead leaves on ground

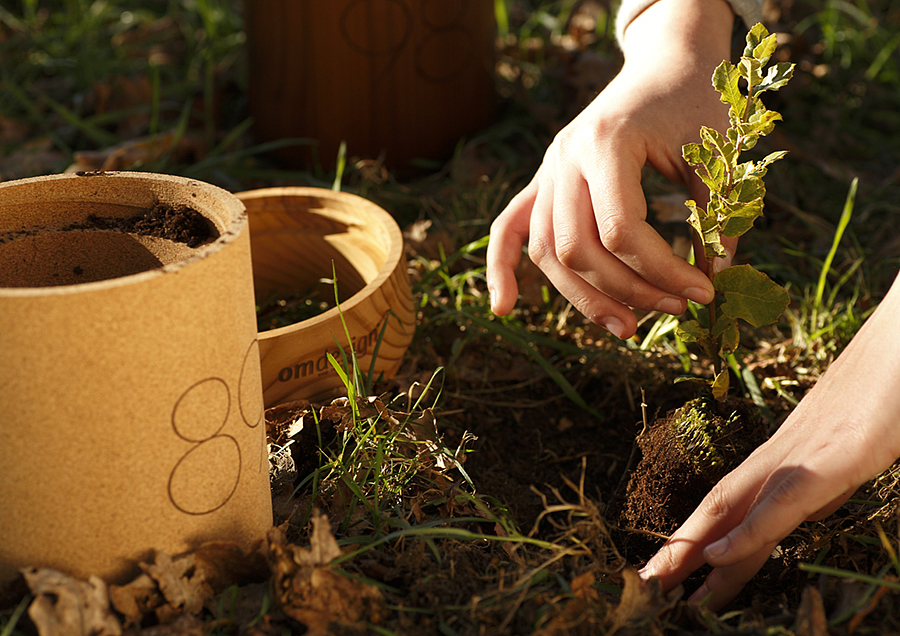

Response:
(18, 513), (380, 636)
(268, 517), (383, 635)
(23, 569), (122, 636)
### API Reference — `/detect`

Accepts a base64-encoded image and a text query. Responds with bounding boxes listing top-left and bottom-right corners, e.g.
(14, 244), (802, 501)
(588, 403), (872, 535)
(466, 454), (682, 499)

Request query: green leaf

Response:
(757, 62), (795, 93)
(747, 108), (782, 137)
(743, 23), (770, 58)
(714, 264), (790, 327)
(676, 319), (709, 343)
(711, 314), (739, 353)
(685, 199), (726, 258)
(739, 56), (763, 90)
(758, 150), (788, 169)
(712, 61), (744, 112)
(700, 126), (737, 167)
(751, 32), (778, 67)
(730, 175), (765, 203)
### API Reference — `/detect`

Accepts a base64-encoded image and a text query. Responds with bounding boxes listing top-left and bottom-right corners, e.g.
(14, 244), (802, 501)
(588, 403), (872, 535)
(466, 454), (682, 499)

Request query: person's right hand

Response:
(486, 0), (737, 339)
(639, 270), (900, 609)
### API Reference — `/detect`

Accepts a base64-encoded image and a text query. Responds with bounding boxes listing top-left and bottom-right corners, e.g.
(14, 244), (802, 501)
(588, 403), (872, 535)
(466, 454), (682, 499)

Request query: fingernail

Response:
(637, 564), (655, 581)
(705, 537), (729, 560)
(602, 317), (626, 339)
(688, 583), (710, 605)
(655, 297), (685, 316)
(714, 254), (733, 273)
(684, 286), (714, 305)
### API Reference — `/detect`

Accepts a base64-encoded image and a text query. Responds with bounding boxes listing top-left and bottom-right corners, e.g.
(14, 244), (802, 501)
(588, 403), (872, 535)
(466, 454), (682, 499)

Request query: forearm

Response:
(620, 0), (734, 77)
(616, 0), (762, 46)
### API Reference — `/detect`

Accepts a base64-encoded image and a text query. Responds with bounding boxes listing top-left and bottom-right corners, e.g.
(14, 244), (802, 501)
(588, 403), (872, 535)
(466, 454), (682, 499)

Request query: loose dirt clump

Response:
(622, 393), (768, 536)
(66, 201), (217, 247)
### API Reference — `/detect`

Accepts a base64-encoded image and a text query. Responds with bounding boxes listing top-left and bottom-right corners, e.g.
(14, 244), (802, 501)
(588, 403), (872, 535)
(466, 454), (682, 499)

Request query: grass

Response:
(3, 0), (900, 634)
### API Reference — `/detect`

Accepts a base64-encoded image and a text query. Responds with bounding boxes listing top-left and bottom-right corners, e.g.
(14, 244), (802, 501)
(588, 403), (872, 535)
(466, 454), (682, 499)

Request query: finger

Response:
(692, 233), (737, 275)
(587, 155), (715, 305)
(688, 541), (777, 611)
(807, 491), (853, 521)
(703, 463), (854, 568)
(487, 182), (538, 315)
(527, 176), (638, 338)
(639, 447), (785, 590)
(549, 166), (690, 315)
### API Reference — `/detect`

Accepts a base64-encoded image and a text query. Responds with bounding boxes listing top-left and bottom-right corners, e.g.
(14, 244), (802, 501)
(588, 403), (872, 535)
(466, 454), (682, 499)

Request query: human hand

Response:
(486, 0), (736, 338)
(639, 273), (900, 609)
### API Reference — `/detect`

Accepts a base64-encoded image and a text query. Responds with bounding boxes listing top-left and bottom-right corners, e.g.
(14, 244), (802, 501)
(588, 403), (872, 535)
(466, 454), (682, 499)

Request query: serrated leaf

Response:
(747, 108), (782, 137)
(712, 61), (744, 113)
(758, 150), (788, 169)
(751, 33), (778, 67)
(739, 56), (763, 89)
(757, 62), (795, 93)
(714, 264), (790, 327)
(675, 319), (709, 343)
(730, 175), (765, 203)
(683, 143), (725, 193)
(743, 23), (770, 57)
(700, 126), (737, 166)
(721, 213), (757, 238)
(682, 142), (708, 166)
(686, 199), (726, 258)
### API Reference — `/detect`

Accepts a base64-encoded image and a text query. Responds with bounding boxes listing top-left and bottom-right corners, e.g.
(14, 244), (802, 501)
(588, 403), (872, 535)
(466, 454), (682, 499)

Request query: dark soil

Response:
(621, 394), (768, 536)
(66, 201), (217, 247)
(256, 284), (335, 332)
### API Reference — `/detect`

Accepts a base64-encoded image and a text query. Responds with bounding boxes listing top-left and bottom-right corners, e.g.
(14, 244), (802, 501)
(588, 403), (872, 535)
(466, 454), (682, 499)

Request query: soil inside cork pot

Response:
(0, 200), (218, 288)
(620, 392), (769, 536)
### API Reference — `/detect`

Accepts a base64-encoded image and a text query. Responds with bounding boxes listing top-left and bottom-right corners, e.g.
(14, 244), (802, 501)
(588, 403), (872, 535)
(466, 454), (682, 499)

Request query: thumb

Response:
(692, 233), (737, 276)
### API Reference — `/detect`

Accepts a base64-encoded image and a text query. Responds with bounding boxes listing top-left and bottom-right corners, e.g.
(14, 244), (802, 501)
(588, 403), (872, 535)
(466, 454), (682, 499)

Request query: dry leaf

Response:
(108, 573), (159, 628)
(267, 514), (382, 635)
(123, 614), (205, 636)
(23, 567), (122, 636)
(141, 553), (212, 624)
(109, 549), (224, 627)
(606, 568), (681, 634)
(795, 585), (829, 636)
(534, 572), (606, 636)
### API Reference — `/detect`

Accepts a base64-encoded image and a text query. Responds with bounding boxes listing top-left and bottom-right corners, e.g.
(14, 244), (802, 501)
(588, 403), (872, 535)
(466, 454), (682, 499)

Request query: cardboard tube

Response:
(0, 172), (272, 585)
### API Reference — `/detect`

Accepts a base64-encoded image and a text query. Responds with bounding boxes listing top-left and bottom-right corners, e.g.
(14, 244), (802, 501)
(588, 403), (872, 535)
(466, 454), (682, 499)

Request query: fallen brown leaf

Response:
(795, 585), (829, 636)
(606, 568), (681, 635)
(109, 551), (216, 627)
(267, 514), (383, 635)
(23, 567), (122, 636)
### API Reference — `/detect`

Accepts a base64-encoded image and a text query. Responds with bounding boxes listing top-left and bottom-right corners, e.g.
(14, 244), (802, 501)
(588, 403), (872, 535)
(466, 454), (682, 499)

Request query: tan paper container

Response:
(238, 187), (415, 407)
(0, 172), (272, 586)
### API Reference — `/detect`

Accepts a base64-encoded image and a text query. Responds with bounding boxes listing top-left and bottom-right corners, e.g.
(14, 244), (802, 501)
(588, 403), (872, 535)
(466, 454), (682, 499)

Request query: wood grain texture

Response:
(244, 0), (496, 172)
(239, 187), (416, 407)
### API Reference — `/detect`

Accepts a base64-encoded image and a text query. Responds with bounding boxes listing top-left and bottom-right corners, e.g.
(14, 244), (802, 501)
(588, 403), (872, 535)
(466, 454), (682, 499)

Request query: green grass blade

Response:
(458, 310), (600, 418)
(813, 177), (857, 326)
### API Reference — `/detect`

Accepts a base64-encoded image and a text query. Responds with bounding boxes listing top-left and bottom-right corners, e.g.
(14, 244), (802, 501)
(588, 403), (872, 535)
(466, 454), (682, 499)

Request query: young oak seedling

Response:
(677, 23), (794, 399)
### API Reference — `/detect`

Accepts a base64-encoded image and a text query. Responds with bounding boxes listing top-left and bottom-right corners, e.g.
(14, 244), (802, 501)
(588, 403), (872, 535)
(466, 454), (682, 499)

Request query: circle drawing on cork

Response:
(168, 377), (241, 515)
